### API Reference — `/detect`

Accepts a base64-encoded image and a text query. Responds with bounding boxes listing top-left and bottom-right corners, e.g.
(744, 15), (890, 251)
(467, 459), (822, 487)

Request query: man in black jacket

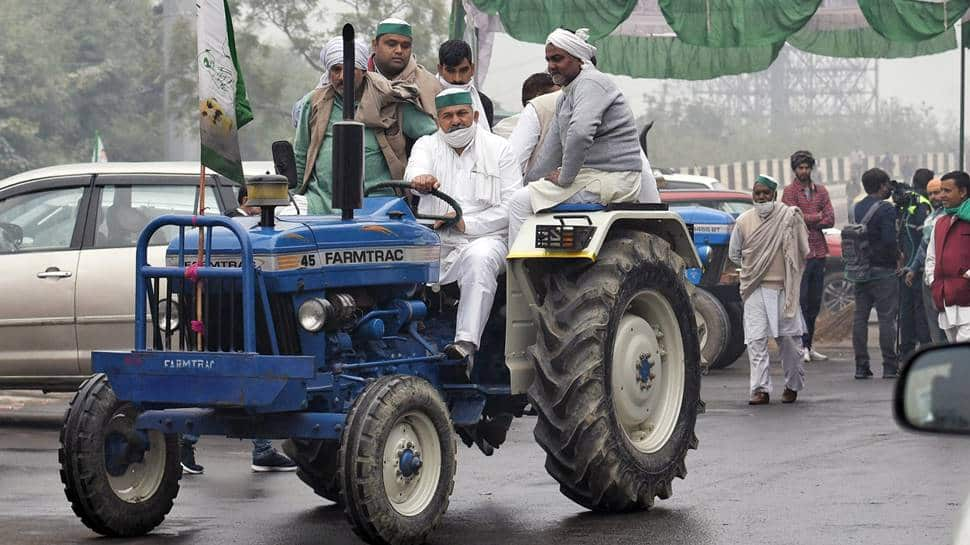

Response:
(436, 39), (494, 129)
(851, 168), (900, 379)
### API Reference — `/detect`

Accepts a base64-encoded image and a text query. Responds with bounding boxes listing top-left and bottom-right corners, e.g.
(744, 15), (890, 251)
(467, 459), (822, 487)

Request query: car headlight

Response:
(692, 224), (733, 235)
(298, 298), (331, 332)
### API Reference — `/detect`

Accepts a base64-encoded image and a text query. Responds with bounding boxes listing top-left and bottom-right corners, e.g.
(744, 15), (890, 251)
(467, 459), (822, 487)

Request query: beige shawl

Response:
(739, 203), (810, 318)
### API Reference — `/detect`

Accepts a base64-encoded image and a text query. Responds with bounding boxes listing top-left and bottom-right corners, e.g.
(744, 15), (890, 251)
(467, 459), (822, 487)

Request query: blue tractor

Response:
(673, 206), (745, 371)
(59, 27), (703, 545)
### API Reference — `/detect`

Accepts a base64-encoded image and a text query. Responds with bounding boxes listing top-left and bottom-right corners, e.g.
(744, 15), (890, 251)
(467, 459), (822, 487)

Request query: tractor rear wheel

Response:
(338, 375), (456, 545)
(693, 287), (730, 368)
(529, 231), (702, 511)
(59, 374), (181, 536)
(282, 439), (341, 504)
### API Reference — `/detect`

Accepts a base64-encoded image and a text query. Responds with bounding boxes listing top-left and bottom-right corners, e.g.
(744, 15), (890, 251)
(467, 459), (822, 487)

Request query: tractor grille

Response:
(147, 277), (301, 355)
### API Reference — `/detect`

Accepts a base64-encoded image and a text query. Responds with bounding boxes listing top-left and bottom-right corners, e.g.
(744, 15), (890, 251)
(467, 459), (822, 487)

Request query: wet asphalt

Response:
(1, 348), (968, 545)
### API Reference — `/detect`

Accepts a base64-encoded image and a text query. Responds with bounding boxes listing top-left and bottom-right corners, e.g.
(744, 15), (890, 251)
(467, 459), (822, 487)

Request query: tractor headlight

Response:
(158, 297), (180, 333)
(298, 298), (331, 332)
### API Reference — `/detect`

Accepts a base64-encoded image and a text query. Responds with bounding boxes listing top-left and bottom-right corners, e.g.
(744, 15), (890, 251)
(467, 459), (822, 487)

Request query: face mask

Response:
(440, 124), (476, 148)
(436, 74), (473, 91)
(755, 201), (775, 218)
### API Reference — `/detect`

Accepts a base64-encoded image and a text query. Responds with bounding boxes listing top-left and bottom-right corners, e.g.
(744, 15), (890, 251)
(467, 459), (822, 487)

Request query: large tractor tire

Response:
(529, 230), (702, 512)
(59, 374), (181, 536)
(282, 439), (341, 504)
(338, 375), (457, 545)
(710, 300), (746, 370)
(693, 287), (730, 369)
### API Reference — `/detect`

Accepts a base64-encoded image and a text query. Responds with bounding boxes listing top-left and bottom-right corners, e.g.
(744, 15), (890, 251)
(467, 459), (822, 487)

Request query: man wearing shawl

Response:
(294, 36), (437, 214)
(729, 175), (811, 405)
(506, 27), (644, 244)
(369, 18), (442, 116)
(405, 88), (521, 373)
(925, 170), (970, 342)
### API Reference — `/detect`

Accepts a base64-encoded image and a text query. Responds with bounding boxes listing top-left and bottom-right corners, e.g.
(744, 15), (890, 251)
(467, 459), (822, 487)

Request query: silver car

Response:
(0, 161), (294, 390)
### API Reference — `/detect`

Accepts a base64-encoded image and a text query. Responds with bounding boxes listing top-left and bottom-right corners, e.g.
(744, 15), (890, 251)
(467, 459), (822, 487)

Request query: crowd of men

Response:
(284, 17), (970, 407)
(729, 150), (970, 405)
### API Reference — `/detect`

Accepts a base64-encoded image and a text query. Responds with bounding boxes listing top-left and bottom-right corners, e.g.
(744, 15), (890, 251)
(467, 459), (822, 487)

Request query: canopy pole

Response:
(961, 32), (966, 171)
(196, 163), (205, 349)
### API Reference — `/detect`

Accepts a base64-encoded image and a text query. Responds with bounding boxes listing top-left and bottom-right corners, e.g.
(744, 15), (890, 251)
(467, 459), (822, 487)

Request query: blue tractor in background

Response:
(58, 25), (704, 545)
(672, 206), (745, 371)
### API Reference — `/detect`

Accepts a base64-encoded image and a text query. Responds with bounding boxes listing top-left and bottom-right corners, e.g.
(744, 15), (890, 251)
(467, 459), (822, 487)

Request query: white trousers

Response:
(507, 187), (600, 246)
(943, 323), (970, 343)
(439, 237), (507, 348)
(748, 336), (805, 395)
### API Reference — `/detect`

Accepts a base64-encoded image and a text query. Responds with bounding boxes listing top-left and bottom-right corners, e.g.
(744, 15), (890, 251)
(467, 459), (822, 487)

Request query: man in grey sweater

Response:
(507, 28), (642, 245)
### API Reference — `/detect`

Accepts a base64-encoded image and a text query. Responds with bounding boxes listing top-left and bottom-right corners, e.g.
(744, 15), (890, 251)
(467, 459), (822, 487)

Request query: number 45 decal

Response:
(300, 254), (317, 267)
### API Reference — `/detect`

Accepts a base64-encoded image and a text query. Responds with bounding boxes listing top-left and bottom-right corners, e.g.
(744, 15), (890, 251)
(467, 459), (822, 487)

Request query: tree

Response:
(240, 0), (450, 73)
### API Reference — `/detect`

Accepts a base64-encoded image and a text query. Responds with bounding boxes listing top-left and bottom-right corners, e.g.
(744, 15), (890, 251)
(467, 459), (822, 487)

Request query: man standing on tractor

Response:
(782, 150), (835, 364)
(369, 17), (441, 116)
(436, 39), (495, 129)
(729, 175), (810, 405)
(294, 36), (437, 214)
(405, 88), (521, 373)
(506, 27), (643, 243)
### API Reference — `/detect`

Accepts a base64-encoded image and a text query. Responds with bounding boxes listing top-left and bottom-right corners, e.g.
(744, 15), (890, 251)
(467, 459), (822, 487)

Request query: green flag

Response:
(197, 0), (252, 184)
(91, 130), (107, 163)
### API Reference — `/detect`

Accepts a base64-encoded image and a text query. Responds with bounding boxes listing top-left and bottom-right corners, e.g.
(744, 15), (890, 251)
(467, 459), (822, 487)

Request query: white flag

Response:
(91, 131), (108, 163)
(198, 0), (252, 184)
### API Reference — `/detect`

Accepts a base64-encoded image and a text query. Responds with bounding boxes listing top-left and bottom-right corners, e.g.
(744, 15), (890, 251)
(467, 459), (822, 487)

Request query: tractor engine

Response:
(154, 197), (450, 412)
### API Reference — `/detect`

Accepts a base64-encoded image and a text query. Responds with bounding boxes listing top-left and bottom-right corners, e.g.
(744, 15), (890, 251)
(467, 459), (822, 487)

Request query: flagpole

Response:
(196, 163), (206, 349)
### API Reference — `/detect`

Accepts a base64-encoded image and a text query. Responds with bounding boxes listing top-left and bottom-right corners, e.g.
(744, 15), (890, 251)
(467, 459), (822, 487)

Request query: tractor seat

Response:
(540, 203), (607, 213)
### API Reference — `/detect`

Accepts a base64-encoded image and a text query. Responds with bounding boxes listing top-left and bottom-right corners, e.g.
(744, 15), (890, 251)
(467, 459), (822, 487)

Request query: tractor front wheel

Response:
(338, 375), (456, 545)
(59, 374), (181, 536)
(283, 439), (341, 504)
(529, 231), (702, 511)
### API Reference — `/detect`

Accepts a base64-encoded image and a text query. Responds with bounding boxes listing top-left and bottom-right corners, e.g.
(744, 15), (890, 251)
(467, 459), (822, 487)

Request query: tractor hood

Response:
(165, 197), (441, 287)
(671, 205), (735, 247)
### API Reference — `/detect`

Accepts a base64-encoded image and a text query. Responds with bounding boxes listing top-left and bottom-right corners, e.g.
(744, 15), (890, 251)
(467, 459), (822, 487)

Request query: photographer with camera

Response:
(894, 169), (934, 358)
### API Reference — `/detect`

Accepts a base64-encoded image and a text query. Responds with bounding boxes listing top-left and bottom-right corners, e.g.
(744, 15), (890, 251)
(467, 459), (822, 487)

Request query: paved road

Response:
(1, 349), (968, 545)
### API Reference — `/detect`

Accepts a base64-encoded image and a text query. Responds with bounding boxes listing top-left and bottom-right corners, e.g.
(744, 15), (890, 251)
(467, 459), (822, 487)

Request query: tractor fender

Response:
(504, 209), (700, 395)
(506, 210), (701, 269)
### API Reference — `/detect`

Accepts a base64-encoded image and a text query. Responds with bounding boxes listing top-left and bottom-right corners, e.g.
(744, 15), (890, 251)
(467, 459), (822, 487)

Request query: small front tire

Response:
(338, 375), (456, 545)
(59, 374), (181, 536)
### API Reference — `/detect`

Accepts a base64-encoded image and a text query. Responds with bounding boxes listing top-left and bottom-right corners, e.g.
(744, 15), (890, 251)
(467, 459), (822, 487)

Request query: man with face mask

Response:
(405, 88), (521, 374)
(369, 18), (441, 117)
(729, 175), (810, 405)
(436, 39), (493, 129)
(781, 150), (834, 364)
(294, 36), (437, 214)
(506, 27), (643, 244)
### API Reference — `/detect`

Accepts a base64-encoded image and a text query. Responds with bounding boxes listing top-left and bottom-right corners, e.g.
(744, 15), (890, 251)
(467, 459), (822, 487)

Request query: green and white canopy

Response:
(455, 0), (969, 80)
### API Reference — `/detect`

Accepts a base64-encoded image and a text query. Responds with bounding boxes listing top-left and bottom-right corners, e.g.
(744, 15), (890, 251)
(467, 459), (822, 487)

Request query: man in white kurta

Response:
(405, 88), (520, 368)
(728, 175), (810, 405)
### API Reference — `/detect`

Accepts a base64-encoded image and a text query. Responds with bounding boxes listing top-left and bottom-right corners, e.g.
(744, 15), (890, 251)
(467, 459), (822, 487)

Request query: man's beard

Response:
(550, 73), (566, 86)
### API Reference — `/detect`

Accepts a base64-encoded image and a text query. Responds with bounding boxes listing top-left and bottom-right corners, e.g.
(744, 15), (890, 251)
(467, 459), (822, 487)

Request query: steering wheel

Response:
(365, 181), (464, 230)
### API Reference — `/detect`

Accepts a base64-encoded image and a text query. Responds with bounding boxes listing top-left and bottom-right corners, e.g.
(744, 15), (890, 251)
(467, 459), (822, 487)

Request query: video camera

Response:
(890, 180), (919, 211)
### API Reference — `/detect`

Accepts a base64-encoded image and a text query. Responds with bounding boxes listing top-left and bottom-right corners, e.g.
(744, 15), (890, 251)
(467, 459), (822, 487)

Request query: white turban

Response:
(545, 28), (596, 65)
(320, 37), (370, 72)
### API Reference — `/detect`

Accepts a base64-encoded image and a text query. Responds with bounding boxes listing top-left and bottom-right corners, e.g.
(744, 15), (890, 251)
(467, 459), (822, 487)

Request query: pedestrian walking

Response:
(729, 175), (810, 405)
(848, 168), (899, 379)
(925, 170), (970, 342)
(782, 150), (835, 363)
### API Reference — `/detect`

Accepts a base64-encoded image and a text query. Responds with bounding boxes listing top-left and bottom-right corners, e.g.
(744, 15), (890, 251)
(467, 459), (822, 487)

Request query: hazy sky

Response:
(480, 33), (966, 132)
